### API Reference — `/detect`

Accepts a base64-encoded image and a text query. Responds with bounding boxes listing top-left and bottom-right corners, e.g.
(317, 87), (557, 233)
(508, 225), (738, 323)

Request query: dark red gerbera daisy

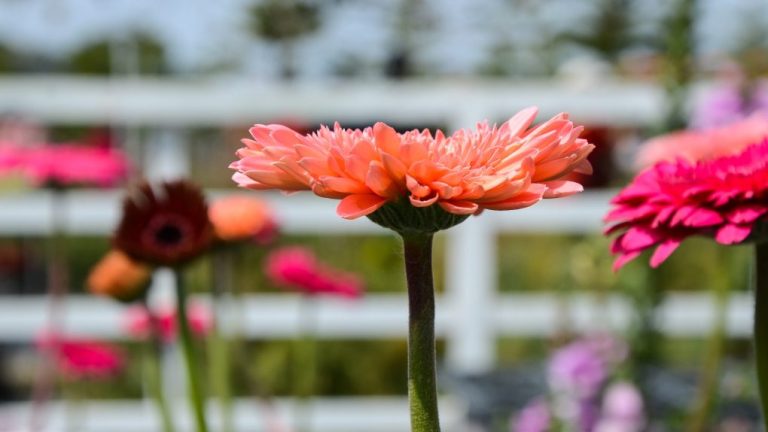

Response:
(114, 180), (212, 267)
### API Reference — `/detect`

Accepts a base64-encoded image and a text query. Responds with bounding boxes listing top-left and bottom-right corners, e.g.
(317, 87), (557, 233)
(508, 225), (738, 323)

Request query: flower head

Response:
(124, 303), (212, 343)
(114, 180), (213, 267)
(208, 195), (278, 244)
(87, 249), (152, 302)
(549, 339), (609, 400)
(0, 143), (130, 188)
(37, 333), (124, 380)
(231, 107), (593, 233)
(512, 399), (551, 432)
(636, 113), (768, 168)
(691, 81), (768, 130)
(606, 140), (768, 270)
(265, 247), (363, 298)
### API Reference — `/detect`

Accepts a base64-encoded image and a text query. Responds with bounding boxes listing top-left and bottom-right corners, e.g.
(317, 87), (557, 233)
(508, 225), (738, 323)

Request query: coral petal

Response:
(374, 123), (401, 155)
(439, 200), (479, 215)
(336, 194), (387, 220)
(542, 180), (584, 198)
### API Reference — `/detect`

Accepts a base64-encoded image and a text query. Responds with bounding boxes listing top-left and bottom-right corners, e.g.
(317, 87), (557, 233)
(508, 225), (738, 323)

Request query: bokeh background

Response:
(0, 0), (767, 431)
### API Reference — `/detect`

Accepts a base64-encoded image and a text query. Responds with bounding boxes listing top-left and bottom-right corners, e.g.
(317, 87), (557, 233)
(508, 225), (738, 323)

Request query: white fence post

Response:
(444, 217), (497, 374)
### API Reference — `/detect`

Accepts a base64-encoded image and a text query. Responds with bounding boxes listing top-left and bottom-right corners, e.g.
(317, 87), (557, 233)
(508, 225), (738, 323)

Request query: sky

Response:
(0, 0), (765, 78)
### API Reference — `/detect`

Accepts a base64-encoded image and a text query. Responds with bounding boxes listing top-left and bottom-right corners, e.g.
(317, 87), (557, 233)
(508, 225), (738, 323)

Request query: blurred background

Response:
(0, 0), (767, 431)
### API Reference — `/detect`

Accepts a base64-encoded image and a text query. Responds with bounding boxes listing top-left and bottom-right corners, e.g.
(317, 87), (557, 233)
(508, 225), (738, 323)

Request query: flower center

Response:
(154, 223), (184, 246)
(144, 214), (193, 250)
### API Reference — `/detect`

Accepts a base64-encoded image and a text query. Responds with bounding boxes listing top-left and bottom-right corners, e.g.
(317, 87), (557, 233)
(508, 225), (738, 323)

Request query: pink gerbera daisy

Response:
(606, 139), (768, 270)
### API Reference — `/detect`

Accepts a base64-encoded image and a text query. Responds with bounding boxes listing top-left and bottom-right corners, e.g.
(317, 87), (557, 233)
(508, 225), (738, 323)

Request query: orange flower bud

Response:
(209, 195), (277, 243)
(87, 250), (151, 302)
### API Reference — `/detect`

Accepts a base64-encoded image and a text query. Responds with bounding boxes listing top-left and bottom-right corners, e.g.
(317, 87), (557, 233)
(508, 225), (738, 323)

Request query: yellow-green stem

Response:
(176, 271), (209, 432)
(144, 302), (176, 432)
(211, 249), (235, 432)
(754, 242), (768, 430)
(401, 232), (441, 432)
(686, 263), (730, 432)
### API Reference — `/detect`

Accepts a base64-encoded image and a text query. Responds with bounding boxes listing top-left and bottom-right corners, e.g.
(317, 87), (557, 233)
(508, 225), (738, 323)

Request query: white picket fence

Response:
(0, 76), (747, 431)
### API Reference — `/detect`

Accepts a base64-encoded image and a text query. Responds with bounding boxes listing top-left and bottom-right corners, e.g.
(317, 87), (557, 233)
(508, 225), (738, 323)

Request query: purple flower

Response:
(512, 399), (550, 432)
(691, 81), (768, 130)
(548, 340), (608, 399)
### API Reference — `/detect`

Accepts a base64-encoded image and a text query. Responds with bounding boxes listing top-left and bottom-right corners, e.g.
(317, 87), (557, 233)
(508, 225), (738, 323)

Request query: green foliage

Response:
(249, 0), (320, 42)
(0, 44), (12, 73)
(67, 34), (167, 75)
(245, 339), (411, 396)
(557, 0), (636, 63)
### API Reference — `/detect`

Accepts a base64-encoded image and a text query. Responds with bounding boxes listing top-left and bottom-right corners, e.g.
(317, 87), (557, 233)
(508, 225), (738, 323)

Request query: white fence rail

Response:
(0, 76), (744, 430)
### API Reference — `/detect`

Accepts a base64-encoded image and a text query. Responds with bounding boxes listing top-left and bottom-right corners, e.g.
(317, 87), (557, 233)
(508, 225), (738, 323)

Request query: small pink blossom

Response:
(0, 142), (130, 187)
(37, 333), (124, 380)
(512, 399), (551, 432)
(265, 247), (363, 298)
(594, 382), (645, 432)
(124, 303), (213, 343)
(636, 113), (768, 168)
(606, 140), (768, 270)
(548, 339), (609, 400)
(691, 82), (768, 130)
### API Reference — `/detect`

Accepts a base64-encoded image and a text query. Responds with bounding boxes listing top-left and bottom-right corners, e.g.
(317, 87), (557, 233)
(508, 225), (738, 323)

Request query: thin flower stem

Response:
(175, 270), (209, 432)
(401, 232), (441, 432)
(144, 301), (176, 432)
(211, 249), (235, 432)
(754, 242), (768, 430)
(686, 256), (730, 432)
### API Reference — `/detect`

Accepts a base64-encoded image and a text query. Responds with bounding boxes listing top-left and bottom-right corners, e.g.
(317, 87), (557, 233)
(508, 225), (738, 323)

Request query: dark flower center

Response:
(144, 214), (193, 251)
(154, 223), (184, 246)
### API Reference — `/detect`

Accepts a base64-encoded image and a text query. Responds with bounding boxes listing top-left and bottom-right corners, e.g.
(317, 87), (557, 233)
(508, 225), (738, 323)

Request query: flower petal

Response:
(542, 180), (584, 198)
(336, 194), (387, 220)
(650, 239), (681, 268)
(439, 200), (479, 215)
(715, 224), (752, 244)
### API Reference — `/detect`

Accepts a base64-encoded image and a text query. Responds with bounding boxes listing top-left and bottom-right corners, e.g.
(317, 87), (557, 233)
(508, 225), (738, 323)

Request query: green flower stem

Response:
(293, 295), (317, 432)
(175, 271), (209, 432)
(211, 249), (235, 432)
(754, 242), (768, 430)
(144, 303), (176, 432)
(686, 262), (730, 432)
(401, 232), (441, 432)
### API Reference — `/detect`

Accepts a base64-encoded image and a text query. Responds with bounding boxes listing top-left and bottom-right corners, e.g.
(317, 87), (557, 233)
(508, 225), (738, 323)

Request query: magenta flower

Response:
(606, 140), (768, 270)
(37, 333), (124, 380)
(265, 247), (363, 298)
(0, 143), (130, 187)
(124, 303), (213, 343)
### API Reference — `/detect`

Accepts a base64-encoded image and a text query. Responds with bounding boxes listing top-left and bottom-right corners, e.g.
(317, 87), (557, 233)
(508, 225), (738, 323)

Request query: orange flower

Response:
(208, 195), (278, 243)
(87, 250), (151, 302)
(636, 113), (768, 168)
(230, 107), (594, 223)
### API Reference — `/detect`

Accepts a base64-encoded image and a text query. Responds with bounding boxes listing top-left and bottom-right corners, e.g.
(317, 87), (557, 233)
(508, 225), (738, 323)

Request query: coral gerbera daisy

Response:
(231, 107), (593, 232)
(606, 139), (768, 270)
(230, 108), (594, 432)
(114, 180), (212, 267)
